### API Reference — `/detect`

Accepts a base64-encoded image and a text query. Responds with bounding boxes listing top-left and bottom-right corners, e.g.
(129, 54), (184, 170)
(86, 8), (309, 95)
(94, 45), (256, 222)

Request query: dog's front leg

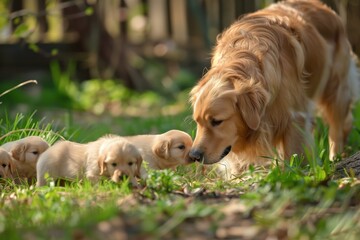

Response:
(281, 112), (315, 161)
(87, 174), (100, 184)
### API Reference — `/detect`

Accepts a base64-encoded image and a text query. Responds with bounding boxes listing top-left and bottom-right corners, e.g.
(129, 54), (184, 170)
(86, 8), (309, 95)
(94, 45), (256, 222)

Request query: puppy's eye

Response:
(178, 145), (185, 150)
(2, 164), (7, 168)
(32, 151), (39, 155)
(128, 162), (133, 166)
(210, 119), (223, 127)
(111, 163), (117, 167)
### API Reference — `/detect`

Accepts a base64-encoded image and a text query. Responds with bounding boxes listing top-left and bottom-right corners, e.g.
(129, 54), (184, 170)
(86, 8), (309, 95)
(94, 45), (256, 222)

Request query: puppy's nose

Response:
(189, 149), (204, 162)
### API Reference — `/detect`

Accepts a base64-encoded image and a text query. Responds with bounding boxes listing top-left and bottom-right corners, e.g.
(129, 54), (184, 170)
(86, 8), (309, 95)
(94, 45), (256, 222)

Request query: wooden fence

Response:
(1, 0), (359, 90)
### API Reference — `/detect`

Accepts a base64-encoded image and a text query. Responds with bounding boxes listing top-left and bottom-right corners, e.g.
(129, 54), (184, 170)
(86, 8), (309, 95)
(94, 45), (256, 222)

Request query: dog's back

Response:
(36, 141), (87, 186)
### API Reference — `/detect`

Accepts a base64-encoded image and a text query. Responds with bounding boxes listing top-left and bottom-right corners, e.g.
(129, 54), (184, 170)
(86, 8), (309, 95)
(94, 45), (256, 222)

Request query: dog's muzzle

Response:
(190, 146), (232, 163)
(220, 146), (232, 160)
(189, 149), (204, 162)
(118, 173), (128, 180)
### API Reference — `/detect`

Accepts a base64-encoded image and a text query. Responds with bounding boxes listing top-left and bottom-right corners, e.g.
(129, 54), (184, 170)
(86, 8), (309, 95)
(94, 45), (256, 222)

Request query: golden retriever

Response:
(189, 0), (359, 168)
(125, 130), (193, 174)
(1, 136), (49, 180)
(36, 136), (142, 187)
(0, 147), (15, 179)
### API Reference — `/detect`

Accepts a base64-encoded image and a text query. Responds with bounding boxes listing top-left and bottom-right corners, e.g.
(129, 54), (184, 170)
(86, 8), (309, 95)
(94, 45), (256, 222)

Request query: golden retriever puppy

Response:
(189, 0), (359, 167)
(125, 130), (193, 173)
(0, 148), (15, 179)
(36, 136), (142, 187)
(1, 136), (49, 179)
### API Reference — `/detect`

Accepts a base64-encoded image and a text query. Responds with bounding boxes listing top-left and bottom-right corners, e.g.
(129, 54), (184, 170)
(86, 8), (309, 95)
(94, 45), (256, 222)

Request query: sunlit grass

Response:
(1, 100), (360, 239)
(0, 112), (64, 145)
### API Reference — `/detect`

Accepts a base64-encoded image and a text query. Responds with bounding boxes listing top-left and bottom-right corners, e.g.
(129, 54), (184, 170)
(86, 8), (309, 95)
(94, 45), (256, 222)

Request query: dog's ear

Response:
(135, 155), (143, 178)
(236, 82), (270, 130)
(152, 139), (170, 160)
(189, 84), (202, 106)
(98, 154), (107, 175)
(10, 144), (27, 162)
(8, 159), (16, 175)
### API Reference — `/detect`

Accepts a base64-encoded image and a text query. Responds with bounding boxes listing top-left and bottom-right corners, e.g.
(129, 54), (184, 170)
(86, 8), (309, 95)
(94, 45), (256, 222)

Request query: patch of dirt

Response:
(87, 190), (278, 240)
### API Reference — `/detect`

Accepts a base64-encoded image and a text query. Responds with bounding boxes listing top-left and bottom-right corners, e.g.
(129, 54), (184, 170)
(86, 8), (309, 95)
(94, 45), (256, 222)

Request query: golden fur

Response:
(0, 147), (15, 179)
(36, 136), (142, 187)
(189, 0), (359, 168)
(1, 136), (49, 180)
(125, 130), (193, 176)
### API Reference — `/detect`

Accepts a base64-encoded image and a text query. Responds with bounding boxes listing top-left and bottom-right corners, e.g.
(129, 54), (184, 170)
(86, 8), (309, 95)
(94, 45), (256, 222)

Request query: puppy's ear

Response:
(11, 144), (27, 162)
(135, 155), (143, 178)
(152, 139), (170, 160)
(8, 159), (16, 175)
(236, 82), (270, 130)
(98, 154), (107, 175)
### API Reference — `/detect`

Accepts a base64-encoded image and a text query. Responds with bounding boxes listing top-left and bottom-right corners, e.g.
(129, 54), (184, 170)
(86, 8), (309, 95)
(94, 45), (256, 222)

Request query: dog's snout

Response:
(189, 149), (204, 162)
(118, 172), (126, 179)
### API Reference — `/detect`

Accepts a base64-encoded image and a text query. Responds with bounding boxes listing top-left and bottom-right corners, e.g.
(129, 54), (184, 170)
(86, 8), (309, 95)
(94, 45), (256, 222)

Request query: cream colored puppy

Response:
(1, 136), (49, 179)
(125, 130), (193, 176)
(36, 136), (142, 187)
(0, 147), (15, 179)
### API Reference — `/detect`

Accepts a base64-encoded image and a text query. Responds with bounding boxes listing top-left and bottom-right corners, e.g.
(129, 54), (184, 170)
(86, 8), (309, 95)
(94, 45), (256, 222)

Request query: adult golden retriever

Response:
(189, 0), (359, 167)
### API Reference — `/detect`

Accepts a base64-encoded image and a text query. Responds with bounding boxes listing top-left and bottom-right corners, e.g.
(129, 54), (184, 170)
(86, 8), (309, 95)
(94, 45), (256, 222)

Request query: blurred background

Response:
(0, 0), (359, 139)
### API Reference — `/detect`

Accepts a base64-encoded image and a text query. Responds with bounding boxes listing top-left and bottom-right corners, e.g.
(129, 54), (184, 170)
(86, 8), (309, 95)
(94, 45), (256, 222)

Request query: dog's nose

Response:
(189, 149), (204, 162)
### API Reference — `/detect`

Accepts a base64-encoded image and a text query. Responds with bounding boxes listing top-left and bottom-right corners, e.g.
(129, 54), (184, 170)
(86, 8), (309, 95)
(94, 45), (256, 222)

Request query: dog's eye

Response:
(32, 151), (39, 155)
(178, 145), (185, 150)
(111, 163), (117, 167)
(210, 119), (223, 127)
(128, 162), (133, 166)
(2, 164), (7, 168)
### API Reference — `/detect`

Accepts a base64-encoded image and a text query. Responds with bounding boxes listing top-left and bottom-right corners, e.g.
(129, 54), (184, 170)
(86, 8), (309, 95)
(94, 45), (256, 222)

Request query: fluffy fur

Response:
(189, 0), (359, 169)
(0, 147), (15, 179)
(1, 136), (49, 180)
(125, 130), (193, 176)
(36, 136), (142, 187)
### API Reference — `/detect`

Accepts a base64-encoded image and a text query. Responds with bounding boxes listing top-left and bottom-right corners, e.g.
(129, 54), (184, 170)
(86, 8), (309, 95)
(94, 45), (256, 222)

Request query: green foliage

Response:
(28, 43), (40, 53)
(0, 5), (7, 30)
(0, 181), (127, 239)
(145, 169), (182, 193)
(1, 79), (360, 238)
(77, 79), (161, 115)
(84, 7), (94, 16)
(13, 22), (29, 38)
(0, 112), (63, 145)
(47, 60), (192, 116)
(50, 60), (79, 105)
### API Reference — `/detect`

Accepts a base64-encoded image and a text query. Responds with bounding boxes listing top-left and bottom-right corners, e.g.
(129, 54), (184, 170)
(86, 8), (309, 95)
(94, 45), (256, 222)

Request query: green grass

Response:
(1, 103), (360, 239)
